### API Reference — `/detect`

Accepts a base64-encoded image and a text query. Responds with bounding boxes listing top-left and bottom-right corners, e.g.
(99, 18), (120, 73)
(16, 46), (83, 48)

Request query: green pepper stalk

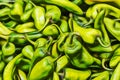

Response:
(73, 19), (107, 47)
(31, 0), (83, 15)
(3, 53), (23, 80)
(63, 68), (91, 80)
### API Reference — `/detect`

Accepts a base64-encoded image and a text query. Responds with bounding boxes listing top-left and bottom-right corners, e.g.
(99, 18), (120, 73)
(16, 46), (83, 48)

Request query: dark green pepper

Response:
(64, 33), (94, 69)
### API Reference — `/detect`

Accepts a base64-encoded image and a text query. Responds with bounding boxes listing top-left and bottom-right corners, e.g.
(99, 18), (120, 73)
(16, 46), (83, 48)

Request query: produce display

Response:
(0, 0), (120, 80)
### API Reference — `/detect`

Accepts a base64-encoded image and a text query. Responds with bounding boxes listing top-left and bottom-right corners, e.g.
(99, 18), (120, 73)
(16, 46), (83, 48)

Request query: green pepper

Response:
(0, 61), (5, 73)
(51, 42), (59, 58)
(60, 18), (69, 33)
(64, 68), (91, 80)
(72, 19), (106, 47)
(56, 55), (69, 72)
(110, 62), (120, 80)
(64, 33), (94, 69)
(14, 22), (36, 33)
(9, 0), (24, 21)
(87, 9), (112, 52)
(42, 24), (60, 37)
(31, 0), (83, 15)
(4, 20), (17, 28)
(53, 72), (60, 80)
(25, 1), (33, 12)
(91, 71), (109, 80)
(0, 31), (43, 45)
(3, 53), (23, 80)
(22, 45), (34, 60)
(104, 17), (120, 41)
(45, 5), (61, 23)
(109, 46), (120, 68)
(18, 69), (27, 80)
(2, 41), (15, 56)
(21, 9), (33, 22)
(32, 5), (45, 31)
(29, 56), (54, 80)
(86, 3), (120, 19)
(0, 22), (12, 35)
(0, 7), (10, 21)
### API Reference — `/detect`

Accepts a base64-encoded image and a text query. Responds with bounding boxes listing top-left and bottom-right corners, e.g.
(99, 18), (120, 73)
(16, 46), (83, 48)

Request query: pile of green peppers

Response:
(0, 0), (120, 80)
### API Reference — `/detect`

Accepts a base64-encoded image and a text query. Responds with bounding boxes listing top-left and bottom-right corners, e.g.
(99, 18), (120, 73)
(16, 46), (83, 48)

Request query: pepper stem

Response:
(97, 37), (110, 47)
(102, 58), (113, 71)
(0, 3), (12, 8)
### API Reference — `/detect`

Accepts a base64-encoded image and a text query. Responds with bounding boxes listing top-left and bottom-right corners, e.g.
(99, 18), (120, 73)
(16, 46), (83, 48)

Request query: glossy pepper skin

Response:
(87, 9), (112, 52)
(109, 46), (120, 68)
(64, 68), (91, 80)
(72, 19), (105, 46)
(29, 56), (54, 80)
(64, 33), (94, 69)
(9, 0), (24, 21)
(110, 63), (120, 80)
(86, 3), (120, 19)
(3, 53), (23, 80)
(32, 6), (45, 31)
(104, 17), (120, 41)
(92, 71), (109, 80)
(31, 0), (83, 15)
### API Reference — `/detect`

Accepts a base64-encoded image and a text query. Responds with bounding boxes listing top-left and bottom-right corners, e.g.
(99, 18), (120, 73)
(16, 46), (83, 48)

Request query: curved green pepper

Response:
(22, 45), (34, 60)
(2, 41), (15, 56)
(18, 69), (27, 80)
(32, 6), (45, 31)
(29, 56), (54, 80)
(31, 0), (83, 15)
(45, 5), (61, 23)
(15, 22), (36, 33)
(0, 22), (12, 35)
(110, 62), (120, 80)
(73, 19), (106, 47)
(9, 0), (24, 21)
(3, 53), (23, 80)
(0, 61), (5, 73)
(56, 55), (69, 72)
(92, 71), (109, 80)
(64, 33), (94, 69)
(64, 68), (91, 80)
